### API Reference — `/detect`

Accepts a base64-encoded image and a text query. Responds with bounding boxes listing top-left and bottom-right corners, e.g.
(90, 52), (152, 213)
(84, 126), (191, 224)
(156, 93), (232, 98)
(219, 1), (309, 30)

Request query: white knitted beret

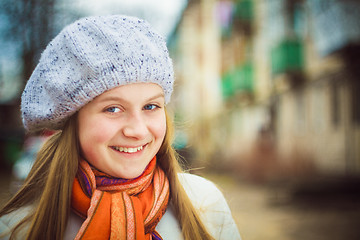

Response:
(21, 15), (174, 132)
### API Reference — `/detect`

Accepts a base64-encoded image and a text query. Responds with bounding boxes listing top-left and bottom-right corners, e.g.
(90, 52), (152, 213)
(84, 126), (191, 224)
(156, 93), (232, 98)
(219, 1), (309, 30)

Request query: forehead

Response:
(94, 82), (164, 103)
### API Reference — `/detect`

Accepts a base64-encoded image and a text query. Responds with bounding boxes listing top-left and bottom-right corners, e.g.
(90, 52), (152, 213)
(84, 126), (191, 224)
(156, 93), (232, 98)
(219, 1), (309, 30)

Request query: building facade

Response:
(172, 0), (360, 176)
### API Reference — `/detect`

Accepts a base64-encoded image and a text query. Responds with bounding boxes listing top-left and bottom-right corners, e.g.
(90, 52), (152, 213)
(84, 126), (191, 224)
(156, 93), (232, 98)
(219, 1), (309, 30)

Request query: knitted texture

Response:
(21, 15), (174, 132)
(72, 157), (169, 240)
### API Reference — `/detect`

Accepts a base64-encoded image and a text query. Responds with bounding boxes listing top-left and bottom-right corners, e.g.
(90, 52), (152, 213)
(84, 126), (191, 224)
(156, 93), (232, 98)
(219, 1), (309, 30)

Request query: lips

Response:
(111, 145), (144, 153)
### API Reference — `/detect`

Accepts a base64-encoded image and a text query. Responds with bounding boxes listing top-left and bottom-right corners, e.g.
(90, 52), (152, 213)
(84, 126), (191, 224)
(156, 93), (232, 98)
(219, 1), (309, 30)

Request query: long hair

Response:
(158, 111), (214, 240)
(0, 109), (213, 239)
(0, 116), (79, 240)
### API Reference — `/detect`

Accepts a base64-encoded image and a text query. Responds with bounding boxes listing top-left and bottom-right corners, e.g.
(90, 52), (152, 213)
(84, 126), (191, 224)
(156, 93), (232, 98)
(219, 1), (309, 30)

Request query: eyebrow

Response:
(97, 93), (165, 104)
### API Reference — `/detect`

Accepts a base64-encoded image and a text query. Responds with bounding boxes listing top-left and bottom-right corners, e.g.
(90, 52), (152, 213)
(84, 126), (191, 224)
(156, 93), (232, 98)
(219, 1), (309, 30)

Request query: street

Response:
(204, 173), (360, 240)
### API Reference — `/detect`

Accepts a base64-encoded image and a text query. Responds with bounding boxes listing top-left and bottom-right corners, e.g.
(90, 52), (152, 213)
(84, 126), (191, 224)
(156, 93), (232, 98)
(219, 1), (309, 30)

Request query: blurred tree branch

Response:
(1, 0), (56, 83)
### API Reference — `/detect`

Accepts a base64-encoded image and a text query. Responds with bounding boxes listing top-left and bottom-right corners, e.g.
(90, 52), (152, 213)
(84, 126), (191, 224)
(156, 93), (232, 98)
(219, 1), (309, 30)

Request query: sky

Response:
(72, 0), (187, 37)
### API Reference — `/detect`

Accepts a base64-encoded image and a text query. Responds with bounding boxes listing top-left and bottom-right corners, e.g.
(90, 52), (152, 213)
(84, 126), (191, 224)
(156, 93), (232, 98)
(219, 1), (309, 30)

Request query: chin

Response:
(114, 170), (144, 179)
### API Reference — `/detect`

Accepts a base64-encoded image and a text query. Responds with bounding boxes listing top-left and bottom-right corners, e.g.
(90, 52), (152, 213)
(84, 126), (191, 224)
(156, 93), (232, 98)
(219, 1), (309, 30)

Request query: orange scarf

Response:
(71, 157), (169, 240)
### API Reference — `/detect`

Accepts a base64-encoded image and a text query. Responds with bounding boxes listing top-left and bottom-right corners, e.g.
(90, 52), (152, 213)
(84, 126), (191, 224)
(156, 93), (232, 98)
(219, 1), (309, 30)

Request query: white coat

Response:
(0, 173), (241, 239)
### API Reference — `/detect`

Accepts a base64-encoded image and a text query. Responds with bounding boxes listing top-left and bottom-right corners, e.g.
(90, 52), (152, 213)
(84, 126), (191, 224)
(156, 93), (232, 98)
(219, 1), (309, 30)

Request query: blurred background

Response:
(1, 0), (360, 239)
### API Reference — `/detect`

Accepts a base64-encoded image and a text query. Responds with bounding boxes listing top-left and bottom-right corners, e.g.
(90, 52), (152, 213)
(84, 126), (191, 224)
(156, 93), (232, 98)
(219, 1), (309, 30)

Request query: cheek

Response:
(78, 117), (113, 157)
(152, 115), (167, 143)
(79, 114), (114, 141)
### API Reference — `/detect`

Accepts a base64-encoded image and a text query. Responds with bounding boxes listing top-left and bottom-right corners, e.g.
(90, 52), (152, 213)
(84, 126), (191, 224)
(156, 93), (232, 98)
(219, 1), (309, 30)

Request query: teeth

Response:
(113, 146), (143, 153)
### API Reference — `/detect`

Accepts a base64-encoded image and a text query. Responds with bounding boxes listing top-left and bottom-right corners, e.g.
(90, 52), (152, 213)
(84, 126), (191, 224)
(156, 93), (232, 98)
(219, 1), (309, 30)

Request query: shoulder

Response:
(0, 206), (32, 239)
(157, 173), (223, 240)
(158, 173), (241, 239)
(177, 173), (225, 206)
(178, 173), (242, 240)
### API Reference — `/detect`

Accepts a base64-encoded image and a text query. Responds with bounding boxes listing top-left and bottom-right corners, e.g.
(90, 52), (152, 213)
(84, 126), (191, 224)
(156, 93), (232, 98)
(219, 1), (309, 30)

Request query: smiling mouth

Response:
(111, 145), (144, 153)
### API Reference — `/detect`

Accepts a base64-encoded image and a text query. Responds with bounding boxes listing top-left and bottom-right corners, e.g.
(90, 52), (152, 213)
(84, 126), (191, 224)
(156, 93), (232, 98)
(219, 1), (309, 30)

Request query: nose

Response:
(122, 112), (148, 140)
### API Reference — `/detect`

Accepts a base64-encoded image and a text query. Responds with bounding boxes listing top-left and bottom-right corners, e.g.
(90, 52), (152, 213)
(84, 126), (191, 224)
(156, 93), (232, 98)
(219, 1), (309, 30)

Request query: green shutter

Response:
(222, 71), (235, 98)
(271, 39), (304, 75)
(234, 0), (254, 22)
(235, 62), (254, 92)
(222, 62), (254, 98)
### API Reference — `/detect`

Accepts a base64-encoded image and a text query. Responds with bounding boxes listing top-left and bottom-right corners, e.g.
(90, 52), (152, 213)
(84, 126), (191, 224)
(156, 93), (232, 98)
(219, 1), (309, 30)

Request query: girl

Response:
(0, 15), (241, 240)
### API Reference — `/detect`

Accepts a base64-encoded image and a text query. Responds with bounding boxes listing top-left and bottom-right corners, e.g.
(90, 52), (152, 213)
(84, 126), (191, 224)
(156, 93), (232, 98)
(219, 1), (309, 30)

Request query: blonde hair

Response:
(0, 110), (213, 240)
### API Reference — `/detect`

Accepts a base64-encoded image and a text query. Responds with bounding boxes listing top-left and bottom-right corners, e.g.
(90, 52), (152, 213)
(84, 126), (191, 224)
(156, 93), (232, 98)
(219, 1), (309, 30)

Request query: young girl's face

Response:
(77, 83), (166, 179)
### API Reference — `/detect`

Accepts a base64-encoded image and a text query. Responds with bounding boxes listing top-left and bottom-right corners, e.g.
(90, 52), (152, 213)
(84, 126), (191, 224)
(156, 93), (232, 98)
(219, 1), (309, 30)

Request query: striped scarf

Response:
(71, 157), (170, 240)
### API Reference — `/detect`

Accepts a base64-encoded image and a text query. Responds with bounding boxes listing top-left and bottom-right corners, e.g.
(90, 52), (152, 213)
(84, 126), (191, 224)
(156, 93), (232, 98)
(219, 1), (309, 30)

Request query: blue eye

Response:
(144, 104), (157, 110)
(106, 107), (121, 113)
